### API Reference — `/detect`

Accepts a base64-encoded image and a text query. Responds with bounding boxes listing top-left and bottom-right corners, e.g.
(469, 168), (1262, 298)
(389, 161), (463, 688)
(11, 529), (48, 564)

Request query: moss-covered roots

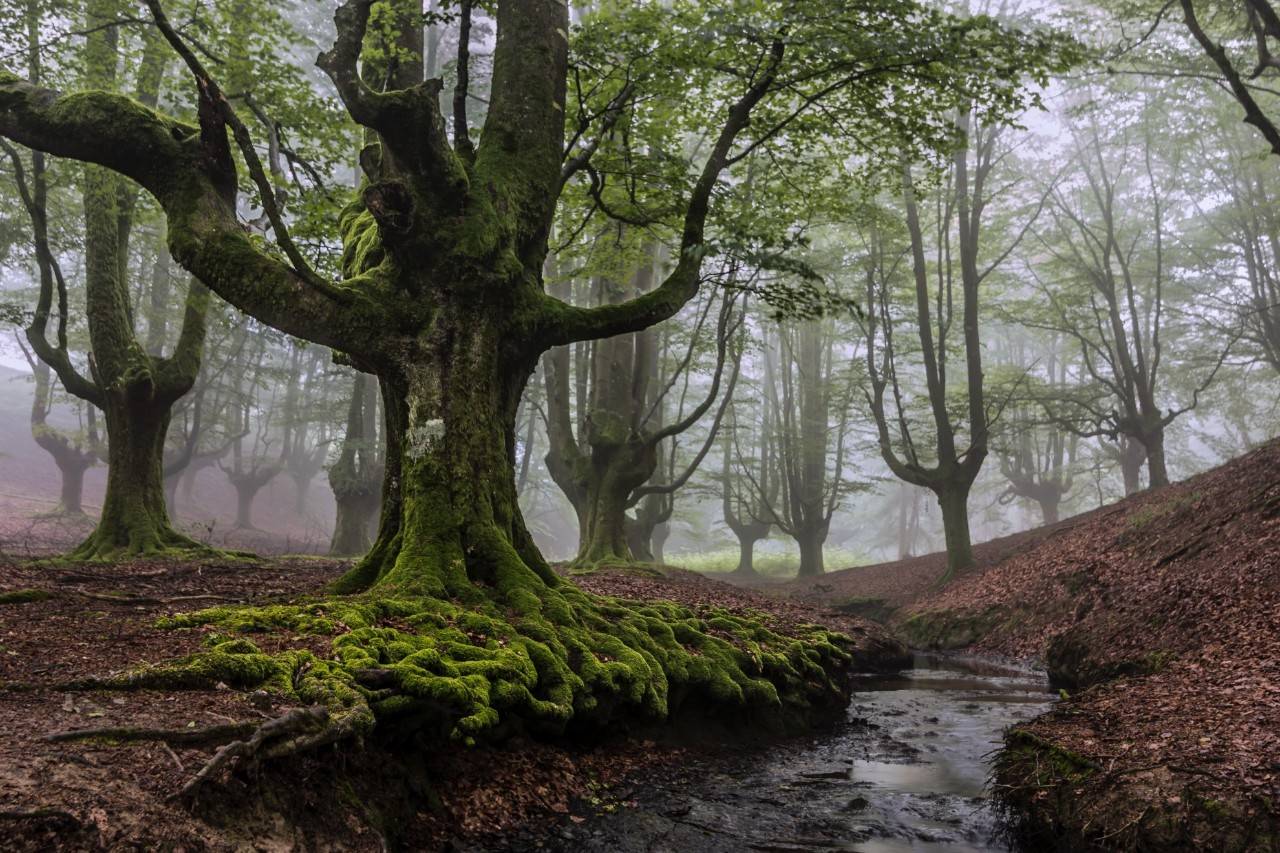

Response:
(94, 584), (854, 753)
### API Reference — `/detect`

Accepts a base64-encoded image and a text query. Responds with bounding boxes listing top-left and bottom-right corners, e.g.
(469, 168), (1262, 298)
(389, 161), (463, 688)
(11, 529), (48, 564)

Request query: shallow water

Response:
(540, 653), (1055, 853)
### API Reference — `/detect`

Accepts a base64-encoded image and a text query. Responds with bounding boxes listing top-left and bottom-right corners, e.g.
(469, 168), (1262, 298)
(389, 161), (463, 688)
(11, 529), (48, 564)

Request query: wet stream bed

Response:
(535, 654), (1055, 853)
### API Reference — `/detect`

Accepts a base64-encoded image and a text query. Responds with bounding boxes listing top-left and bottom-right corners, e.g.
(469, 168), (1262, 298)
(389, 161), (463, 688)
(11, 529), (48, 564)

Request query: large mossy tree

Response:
(0, 0), (1069, 740)
(4, 0), (211, 559)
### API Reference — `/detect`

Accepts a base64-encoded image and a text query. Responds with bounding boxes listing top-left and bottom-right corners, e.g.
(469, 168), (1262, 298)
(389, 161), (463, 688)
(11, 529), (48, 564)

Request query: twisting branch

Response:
(144, 0), (352, 305)
(538, 36), (788, 346)
(315, 0), (392, 129)
(0, 139), (102, 405)
(1180, 0), (1280, 156)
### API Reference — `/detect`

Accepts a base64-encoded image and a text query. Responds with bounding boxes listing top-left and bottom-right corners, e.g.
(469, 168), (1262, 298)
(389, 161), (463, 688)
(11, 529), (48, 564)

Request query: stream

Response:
(540, 654), (1055, 853)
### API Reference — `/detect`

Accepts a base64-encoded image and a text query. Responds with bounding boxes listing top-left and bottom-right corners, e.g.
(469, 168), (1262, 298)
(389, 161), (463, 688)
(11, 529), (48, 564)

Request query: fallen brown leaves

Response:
(904, 440), (1280, 836)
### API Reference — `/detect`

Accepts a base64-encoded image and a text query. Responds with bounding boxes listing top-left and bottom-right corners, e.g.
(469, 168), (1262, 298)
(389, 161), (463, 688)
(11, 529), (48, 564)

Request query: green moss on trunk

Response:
(70, 393), (205, 560)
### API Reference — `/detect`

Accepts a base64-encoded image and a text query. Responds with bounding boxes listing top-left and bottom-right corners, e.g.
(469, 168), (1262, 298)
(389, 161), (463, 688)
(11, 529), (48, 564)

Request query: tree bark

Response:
(936, 484), (975, 581)
(72, 394), (190, 558)
(796, 525), (826, 578)
(1143, 428), (1170, 489)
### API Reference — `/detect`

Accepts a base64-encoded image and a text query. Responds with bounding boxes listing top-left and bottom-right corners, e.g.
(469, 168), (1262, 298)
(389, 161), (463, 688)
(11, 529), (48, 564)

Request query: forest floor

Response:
(0, 550), (904, 850)
(768, 441), (1280, 850)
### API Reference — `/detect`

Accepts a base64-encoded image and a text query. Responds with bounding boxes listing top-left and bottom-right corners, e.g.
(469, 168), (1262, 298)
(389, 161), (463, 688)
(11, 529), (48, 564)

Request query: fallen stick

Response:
(44, 721), (256, 746)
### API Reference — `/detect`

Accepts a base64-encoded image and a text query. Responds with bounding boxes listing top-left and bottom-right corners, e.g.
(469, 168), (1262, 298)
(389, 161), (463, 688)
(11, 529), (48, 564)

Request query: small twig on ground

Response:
(71, 590), (240, 606)
(161, 742), (185, 771)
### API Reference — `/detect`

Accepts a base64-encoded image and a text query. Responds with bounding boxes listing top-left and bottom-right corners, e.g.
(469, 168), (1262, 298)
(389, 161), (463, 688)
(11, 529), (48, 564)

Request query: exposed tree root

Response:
(0, 808), (80, 826)
(66, 525), (228, 563)
(175, 705), (331, 803)
(44, 721), (257, 745)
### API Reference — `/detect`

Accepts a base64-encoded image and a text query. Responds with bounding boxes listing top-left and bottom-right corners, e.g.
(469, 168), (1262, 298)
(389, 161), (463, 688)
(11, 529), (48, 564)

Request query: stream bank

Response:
(494, 653), (1053, 853)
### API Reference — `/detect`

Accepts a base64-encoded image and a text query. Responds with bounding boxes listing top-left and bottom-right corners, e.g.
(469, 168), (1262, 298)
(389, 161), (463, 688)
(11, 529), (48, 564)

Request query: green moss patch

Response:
(0, 588), (55, 605)
(896, 606), (1009, 650)
(134, 583), (855, 747)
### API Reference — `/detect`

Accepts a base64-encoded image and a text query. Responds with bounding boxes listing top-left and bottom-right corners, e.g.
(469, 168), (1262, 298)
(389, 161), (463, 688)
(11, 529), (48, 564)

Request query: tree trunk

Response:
(1038, 496), (1060, 526)
(573, 424), (657, 566)
(735, 534), (761, 576)
(936, 484), (974, 581)
(231, 478), (267, 530)
(651, 521), (669, 565)
(796, 527), (825, 578)
(330, 490), (379, 556)
(334, 328), (557, 597)
(293, 475), (314, 515)
(58, 461), (87, 516)
(71, 393), (194, 558)
(1120, 438), (1145, 496)
(1143, 429), (1170, 489)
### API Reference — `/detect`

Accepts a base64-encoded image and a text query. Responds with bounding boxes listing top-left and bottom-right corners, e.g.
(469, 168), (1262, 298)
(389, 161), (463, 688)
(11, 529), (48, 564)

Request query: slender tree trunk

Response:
(1120, 439), (1145, 496)
(293, 475), (314, 515)
(936, 484), (974, 580)
(735, 534), (761, 575)
(651, 521), (669, 565)
(330, 374), (381, 557)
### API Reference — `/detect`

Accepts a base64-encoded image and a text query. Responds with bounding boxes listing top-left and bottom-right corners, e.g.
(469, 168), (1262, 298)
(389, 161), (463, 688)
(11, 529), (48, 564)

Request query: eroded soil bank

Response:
(0, 556), (905, 850)
(891, 441), (1280, 851)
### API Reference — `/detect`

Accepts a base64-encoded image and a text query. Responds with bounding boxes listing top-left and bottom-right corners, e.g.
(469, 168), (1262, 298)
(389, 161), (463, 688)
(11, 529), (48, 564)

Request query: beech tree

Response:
(860, 114), (1021, 579)
(1025, 107), (1232, 488)
(0, 0), (1067, 741)
(3, 0), (211, 557)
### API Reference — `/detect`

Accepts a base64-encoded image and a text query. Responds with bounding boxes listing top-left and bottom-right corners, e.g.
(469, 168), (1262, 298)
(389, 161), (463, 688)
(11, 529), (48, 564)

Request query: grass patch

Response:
(671, 546), (868, 579)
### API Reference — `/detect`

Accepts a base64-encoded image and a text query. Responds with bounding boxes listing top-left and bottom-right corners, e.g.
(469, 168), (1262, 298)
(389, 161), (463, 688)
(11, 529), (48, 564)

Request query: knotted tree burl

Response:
(0, 0), (1066, 754)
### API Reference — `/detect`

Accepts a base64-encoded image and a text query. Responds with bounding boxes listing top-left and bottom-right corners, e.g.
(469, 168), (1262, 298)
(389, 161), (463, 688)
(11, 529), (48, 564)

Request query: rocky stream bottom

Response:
(502, 654), (1055, 853)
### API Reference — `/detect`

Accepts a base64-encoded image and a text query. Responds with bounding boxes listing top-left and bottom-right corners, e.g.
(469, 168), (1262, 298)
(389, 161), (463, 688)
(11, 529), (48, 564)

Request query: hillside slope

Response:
(902, 441), (1280, 850)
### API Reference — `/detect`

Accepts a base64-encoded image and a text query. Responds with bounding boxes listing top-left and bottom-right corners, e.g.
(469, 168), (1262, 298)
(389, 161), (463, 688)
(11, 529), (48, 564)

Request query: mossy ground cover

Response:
(138, 580), (856, 748)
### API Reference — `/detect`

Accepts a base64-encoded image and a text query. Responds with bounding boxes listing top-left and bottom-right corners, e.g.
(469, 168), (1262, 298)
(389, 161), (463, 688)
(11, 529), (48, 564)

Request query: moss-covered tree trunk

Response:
(335, 315), (558, 597)
(73, 394), (184, 557)
(2, 0), (784, 589)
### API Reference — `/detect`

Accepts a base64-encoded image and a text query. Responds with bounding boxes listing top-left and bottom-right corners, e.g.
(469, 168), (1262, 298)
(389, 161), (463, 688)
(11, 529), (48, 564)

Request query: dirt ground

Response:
(0, 550), (902, 850)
